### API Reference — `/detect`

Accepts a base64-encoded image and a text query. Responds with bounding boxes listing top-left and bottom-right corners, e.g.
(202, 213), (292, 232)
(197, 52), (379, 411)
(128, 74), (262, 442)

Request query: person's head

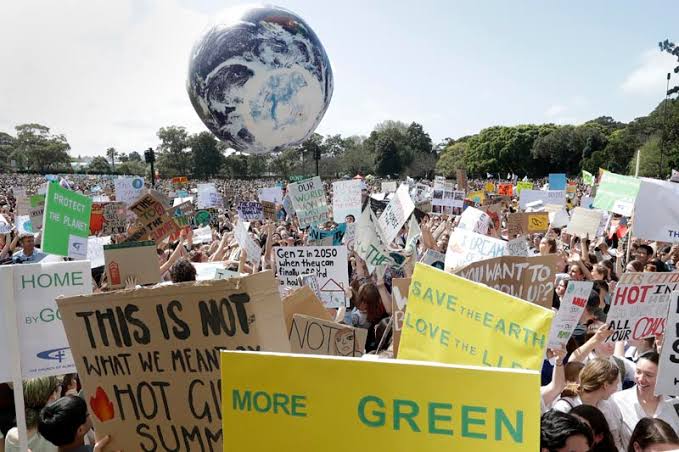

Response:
(570, 404), (617, 450)
(39, 395), (92, 447)
(591, 264), (609, 281)
(592, 280), (609, 307)
(555, 277), (570, 298)
(564, 361), (585, 385)
(19, 233), (35, 253)
(578, 358), (619, 400)
(24, 376), (61, 429)
(170, 257), (196, 283)
(634, 351), (660, 396)
(635, 245), (654, 265)
(569, 264), (584, 281)
(356, 281), (385, 324)
(628, 418), (679, 452)
(540, 237), (558, 255)
(541, 410), (593, 452)
(345, 214), (355, 224)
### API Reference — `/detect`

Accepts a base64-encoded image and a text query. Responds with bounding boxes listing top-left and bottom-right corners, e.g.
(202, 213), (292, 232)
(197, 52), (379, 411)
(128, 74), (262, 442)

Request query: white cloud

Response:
(621, 49), (676, 95)
(0, 0), (211, 156)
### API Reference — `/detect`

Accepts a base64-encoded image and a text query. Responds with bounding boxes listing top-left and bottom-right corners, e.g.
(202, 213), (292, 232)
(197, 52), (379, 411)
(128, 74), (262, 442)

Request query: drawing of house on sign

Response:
(320, 278), (346, 308)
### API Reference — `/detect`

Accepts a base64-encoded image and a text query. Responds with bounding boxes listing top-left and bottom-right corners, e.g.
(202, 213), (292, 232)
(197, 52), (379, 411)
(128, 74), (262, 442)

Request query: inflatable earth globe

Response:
(187, 5), (333, 154)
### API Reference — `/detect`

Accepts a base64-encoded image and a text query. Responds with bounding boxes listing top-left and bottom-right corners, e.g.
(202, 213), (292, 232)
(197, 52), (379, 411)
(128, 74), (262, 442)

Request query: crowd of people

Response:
(0, 171), (678, 451)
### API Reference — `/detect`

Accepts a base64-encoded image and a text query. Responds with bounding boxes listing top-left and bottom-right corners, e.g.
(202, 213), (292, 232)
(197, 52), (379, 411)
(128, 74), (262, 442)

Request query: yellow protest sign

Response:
(221, 351), (540, 451)
(398, 264), (554, 370)
(484, 182), (495, 193)
(516, 181), (533, 195)
(467, 190), (485, 205)
(526, 212), (549, 232)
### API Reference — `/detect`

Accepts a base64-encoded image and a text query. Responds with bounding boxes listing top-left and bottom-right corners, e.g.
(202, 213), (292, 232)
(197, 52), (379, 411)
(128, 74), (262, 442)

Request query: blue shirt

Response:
(12, 248), (47, 264)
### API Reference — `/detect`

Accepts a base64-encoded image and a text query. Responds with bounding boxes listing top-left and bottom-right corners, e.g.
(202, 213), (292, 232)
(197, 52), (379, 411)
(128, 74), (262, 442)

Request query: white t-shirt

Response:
(4, 428), (57, 452)
(552, 396), (625, 451)
(611, 387), (679, 448)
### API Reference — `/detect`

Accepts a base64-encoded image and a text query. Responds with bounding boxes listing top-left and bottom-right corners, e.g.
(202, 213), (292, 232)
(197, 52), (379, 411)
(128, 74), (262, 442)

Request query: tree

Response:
(627, 136), (662, 177)
(405, 122), (433, 154)
(659, 39), (679, 97)
(190, 131), (223, 179)
(270, 148), (299, 178)
(13, 123), (71, 172)
(436, 142), (469, 177)
(87, 156), (112, 174)
(106, 147), (117, 172)
(0, 131), (15, 171)
(341, 136), (372, 176)
(374, 136), (401, 176)
(116, 160), (146, 176)
(156, 126), (191, 177)
(128, 151), (142, 162)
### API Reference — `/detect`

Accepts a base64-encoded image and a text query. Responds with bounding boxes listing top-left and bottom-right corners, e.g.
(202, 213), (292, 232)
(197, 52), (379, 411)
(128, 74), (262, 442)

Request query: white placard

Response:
(275, 246), (349, 308)
(197, 183), (222, 209)
(114, 176), (145, 206)
(567, 207), (604, 238)
(234, 220), (261, 267)
(16, 215), (32, 235)
(259, 187), (283, 204)
(192, 262), (225, 281)
(444, 228), (507, 272)
(381, 181), (397, 193)
(457, 206), (491, 234)
(548, 281), (594, 349)
(633, 178), (679, 243)
(192, 225), (213, 244)
(506, 237), (530, 257)
(378, 184), (415, 245)
(332, 180), (363, 222)
(86, 235), (111, 268)
(656, 292), (679, 396)
(519, 190), (566, 210)
(0, 215), (12, 234)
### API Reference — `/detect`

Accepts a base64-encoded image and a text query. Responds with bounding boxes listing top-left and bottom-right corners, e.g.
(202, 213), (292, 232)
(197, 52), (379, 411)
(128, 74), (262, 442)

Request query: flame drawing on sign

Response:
(90, 387), (115, 422)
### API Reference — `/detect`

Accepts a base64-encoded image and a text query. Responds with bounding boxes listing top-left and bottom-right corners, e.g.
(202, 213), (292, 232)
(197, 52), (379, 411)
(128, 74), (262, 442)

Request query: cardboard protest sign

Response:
(377, 184), (415, 245)
(420, 249), (445, 270)
(101, 202), (127, 235)
(519, 190), (566, 210)
(498, 183), (513, 196)
(42, 182), (92, 259)
(237, 201), (264, 221)
(656, 292), (679, 396)
(259, 186), (283, 204)
(592, 171), (640, 216)
(288, 176), (329, 228)
(220, 351), (540, 452)
(103, 241), (161, 289)
(506, 237), (530, 257)
(332, 180), (362, 222)
(114, 176), (145, 206)
(605, 272), (679, 342)
(281, 286), (333, 335)
(455, 255), (557, 308)
(0, 261), (92, 379)
(633, 178), (679, 242)
(399, 264), (554, 370)
(457, 206), (491, 234)
(566, 207), (604, 238)
(127, 193), (180, 243)
(234, 220), (261, 267)
(275, 246), (349, 308)
(455, 169), (468, 191)
(196, 183), (222, 209)
(170, 200), (195, 230)
(261, 200), (276, 221)
(548, 173), (567, 190)
(391, 278), (410, 357)
(381, 181), (397, 193)
(444, 228), (507, 272)
(289, 314), (367, 357)
(90, 202), (105, 235)
(57, 272), (290, 452)
(547, 281), (593, 349)
(299, 273), (322, 299)
(507, 212), (549, 237)
(87, 235), (111, 268)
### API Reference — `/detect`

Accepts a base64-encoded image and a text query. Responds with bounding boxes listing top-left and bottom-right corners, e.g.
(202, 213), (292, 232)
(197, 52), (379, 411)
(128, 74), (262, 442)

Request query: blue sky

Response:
(1, 0), (677, 155)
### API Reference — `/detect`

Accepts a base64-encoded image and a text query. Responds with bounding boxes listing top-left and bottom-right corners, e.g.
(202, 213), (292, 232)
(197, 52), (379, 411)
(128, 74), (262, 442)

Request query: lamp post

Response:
(144, 147), (156, 188)
(660, 72), (671, 178)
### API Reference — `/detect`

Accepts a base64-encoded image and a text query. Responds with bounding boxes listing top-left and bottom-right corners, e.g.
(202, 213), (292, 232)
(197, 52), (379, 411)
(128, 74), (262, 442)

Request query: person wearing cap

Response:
(12, 233), (46, 264)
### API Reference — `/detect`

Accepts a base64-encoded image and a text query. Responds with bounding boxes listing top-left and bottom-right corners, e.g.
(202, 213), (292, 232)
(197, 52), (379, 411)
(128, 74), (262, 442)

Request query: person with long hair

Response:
(553, 358), (624, 449)
(627, 418), (679, 452)
(541, 410), (592, 452)
(612, 352), (679, 449)
(4, 377), (60, 452)
(570, 404), (617, 452)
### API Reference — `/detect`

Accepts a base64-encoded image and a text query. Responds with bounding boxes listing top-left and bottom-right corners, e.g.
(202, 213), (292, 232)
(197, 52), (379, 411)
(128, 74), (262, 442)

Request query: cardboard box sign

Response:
(56, 271), (290, 452)
(103, 241), (161, 289)
(220, 351), (540, 451)
(289, 314), (367, 357)
(281, 286), (333, 335)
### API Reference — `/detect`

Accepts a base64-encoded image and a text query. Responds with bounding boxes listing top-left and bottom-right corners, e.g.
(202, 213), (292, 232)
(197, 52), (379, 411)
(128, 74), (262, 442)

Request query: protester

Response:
(540, 410), (593, 452)
(627, 418), (679, 452)
(570, 404), (618, 452)
(4, 377), (60, 452)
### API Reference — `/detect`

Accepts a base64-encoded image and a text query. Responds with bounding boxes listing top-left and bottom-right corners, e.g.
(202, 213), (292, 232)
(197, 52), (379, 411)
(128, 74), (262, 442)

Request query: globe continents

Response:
(187, 5), (333, 154)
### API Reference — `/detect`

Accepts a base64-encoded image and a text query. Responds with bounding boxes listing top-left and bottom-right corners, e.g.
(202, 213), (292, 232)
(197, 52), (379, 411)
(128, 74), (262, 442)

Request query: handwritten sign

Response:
(234, 220), (261, 267)
(605, 272), (679, 342)
(332, 180), (362, 222)
(275, 246), (348, 308)
(399, 263), (554, 370)
(516, 181), (533, 195)
(566, 207), (604, 238)
(127, 193), (180, 243)
(237, 202), (264, 221)
(377, 184), (415, 245)
(444, 228), (507, 272)
(259, 187), (283, 204)
(114, 176), (144, 206)
(220, 351), (540, 451)
(456, 255), (557, 308)
(102, 202), (127, 235)
(656, 292), (679, 396)
(457, 207), (491, 234)
(547, 281), (594, 349)
(196, 183), (222, 209)
(498, 183), (513, 196)
(288, 176), (329, 228)
(57, 272), (290, 452)
(289, 314), (367, 357)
